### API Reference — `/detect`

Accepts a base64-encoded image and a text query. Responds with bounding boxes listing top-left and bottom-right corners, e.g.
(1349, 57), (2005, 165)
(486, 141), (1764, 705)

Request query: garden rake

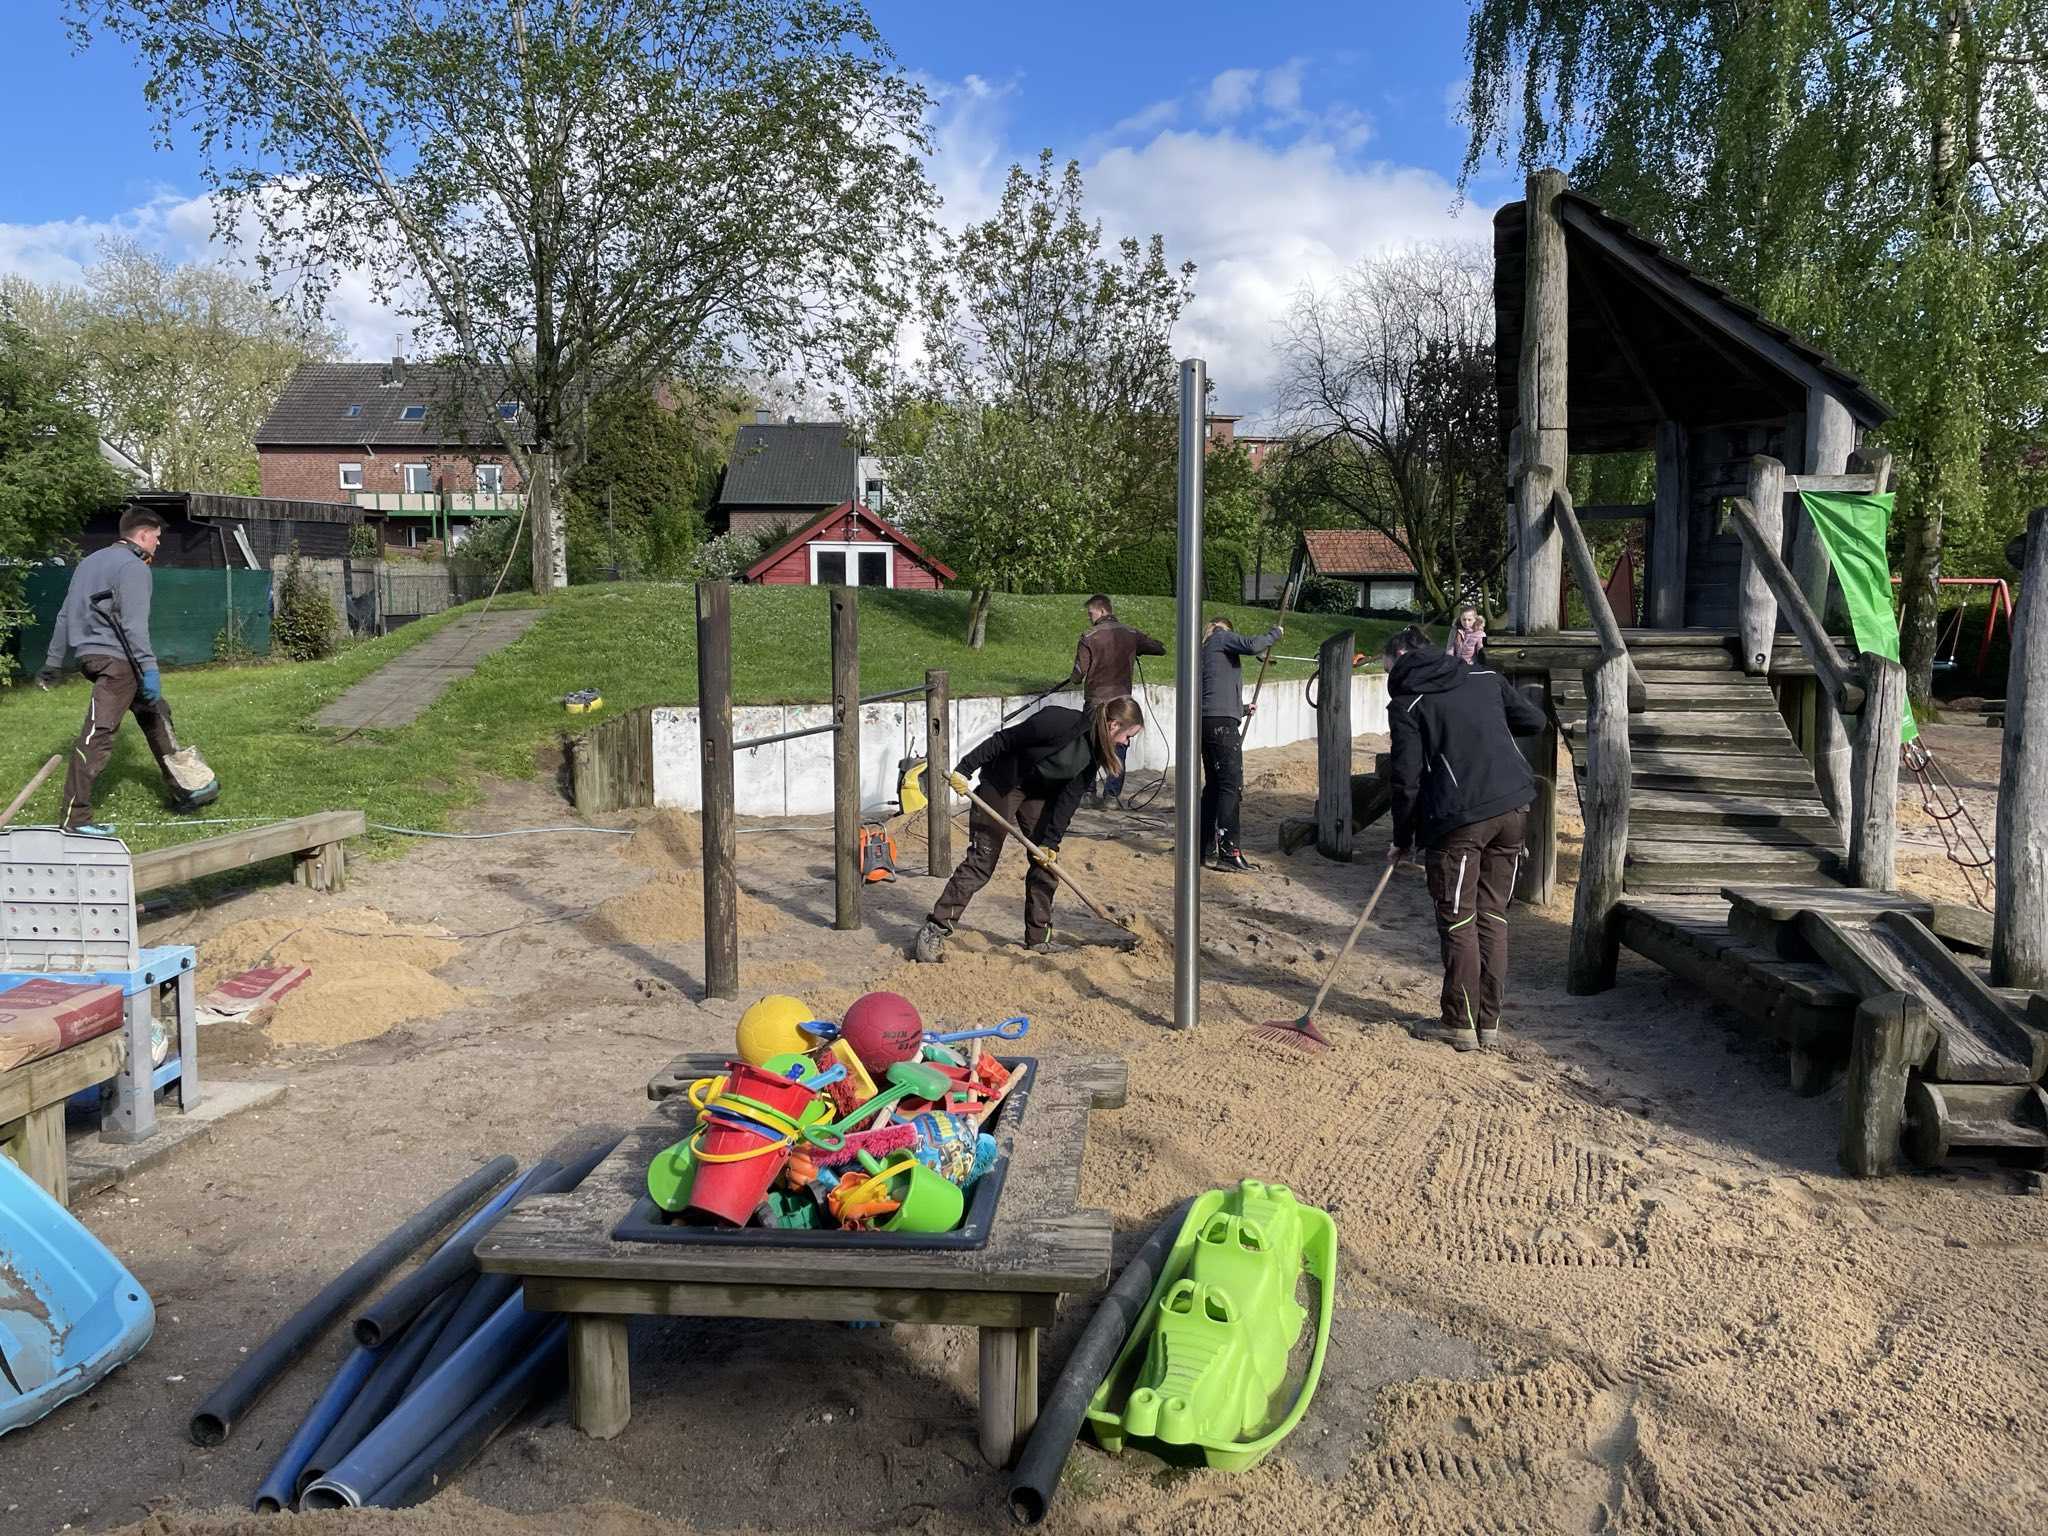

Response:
(1250, 857), (1397, 1052)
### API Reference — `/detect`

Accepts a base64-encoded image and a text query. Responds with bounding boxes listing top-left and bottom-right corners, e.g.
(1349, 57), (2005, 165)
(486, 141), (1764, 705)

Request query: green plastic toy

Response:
(1083, 1179), (1336, 1472)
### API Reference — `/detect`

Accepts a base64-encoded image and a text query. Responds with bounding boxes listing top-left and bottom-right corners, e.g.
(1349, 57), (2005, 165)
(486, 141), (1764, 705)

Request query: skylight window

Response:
(498, 402), (521, 420)
(343, 404), (363, 417)
(400, 404), (427, 421)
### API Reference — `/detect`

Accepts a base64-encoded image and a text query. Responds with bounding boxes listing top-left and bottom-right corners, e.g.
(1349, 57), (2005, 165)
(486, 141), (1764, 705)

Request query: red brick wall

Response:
(257, 447), (522, 502)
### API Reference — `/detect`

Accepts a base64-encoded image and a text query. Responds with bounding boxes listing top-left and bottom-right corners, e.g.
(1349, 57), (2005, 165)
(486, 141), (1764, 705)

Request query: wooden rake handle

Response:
(1, 754), (62, 830)
(1305, 859), (1398, 1020)
(959, 782), (1129, 930)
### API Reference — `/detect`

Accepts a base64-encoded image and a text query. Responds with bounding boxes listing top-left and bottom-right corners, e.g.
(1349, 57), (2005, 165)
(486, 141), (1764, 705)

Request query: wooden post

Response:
(1840, 992), (1934, 1177)
(1648, 421), (1688, 627)
(832, 587), (860, 930)
(1993, 507), (2047, 989)
(925, 668), (952, 877)
(1798, 394), (1856, 822)
(696, 581), (738, 999)
(1737, 456), (1785, 675)
(1847, 655), (1905, 891)
(568, 1315), (631, 1440)
(1568, 651), (1630, 993)
(1314, 629), (1355, 861)
(1725, 497), (1865, 714)
(1511, 169), (1569, 634)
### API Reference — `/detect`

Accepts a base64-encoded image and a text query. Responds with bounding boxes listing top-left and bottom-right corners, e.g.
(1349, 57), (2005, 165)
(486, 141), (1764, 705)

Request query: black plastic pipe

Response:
(365, 1319), (568, 1508)
(297, 1281), (470, 1497)
(1006, 1199), (1192, 1526)
(405, 1134), (621, 1389)
(353, 1162), (554, 1347)
(189, 1154), (516, 1447)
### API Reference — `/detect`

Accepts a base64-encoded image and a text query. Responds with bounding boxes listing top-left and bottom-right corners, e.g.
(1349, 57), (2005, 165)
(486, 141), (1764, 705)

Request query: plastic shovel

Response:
(827, 1061), (952, 1133)
(925, 1016), (1030, 1046)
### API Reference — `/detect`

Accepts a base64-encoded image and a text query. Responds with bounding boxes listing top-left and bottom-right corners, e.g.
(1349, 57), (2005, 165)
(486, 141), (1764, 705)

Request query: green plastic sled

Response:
(1084, 1179), (1336, 1472)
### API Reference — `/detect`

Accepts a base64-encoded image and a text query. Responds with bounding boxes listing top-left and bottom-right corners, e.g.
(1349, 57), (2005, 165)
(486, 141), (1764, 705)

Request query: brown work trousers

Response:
(929, 784), (1060, 946)
(1424, 808), (1528, 1033)
(61, 654), (177, 829)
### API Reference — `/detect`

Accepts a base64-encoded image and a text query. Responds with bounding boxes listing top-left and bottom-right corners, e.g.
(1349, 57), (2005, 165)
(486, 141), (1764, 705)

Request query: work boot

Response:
(1022, 930), (1071, 955)
(1416, 1020), (1478, 1052)
(912, 917), (950, 963)
(1216, 845), (1255, 873)
(68, 823), (116, 838)
(1476, 1022), (1501, 1051)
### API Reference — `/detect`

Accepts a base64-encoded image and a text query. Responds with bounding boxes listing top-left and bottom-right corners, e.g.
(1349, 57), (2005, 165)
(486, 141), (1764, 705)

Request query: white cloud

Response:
(1204, 68), (1260, 121)
(1108, 98), (1180, 140)
(1262, 59), (1305, 114)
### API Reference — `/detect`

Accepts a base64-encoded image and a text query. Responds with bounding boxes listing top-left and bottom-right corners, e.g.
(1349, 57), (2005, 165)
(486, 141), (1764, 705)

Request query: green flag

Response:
(1797, 491), (1916, 743)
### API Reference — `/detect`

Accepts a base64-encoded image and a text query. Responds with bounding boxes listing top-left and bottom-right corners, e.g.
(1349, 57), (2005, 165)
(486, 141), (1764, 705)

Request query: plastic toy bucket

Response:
(683, 1064), (818, 1226)
(851, 1150), (964, 1234)
(647, 1139), (699, 1212)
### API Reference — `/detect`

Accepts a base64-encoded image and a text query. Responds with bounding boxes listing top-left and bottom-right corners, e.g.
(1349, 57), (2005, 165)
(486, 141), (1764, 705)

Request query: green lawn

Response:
(0, 585), (1399, 852)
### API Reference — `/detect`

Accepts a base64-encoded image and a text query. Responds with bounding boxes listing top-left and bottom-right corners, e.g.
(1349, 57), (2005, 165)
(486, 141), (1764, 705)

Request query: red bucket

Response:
(685, 1062), (819, 1226)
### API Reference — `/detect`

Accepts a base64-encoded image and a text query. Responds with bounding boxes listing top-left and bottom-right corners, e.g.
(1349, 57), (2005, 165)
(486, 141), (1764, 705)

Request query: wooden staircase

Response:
(1550, 634), (1844, 895)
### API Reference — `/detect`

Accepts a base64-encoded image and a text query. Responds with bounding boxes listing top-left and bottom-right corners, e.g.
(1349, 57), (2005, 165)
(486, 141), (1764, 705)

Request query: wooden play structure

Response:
(1478, 170), (2047, 1175)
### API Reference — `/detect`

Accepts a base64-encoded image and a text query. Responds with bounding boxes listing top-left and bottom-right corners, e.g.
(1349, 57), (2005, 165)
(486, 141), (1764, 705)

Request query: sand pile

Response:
(590, 876), (781, 946)
(620, 809), (702, 871)
(198, 907), (468, 1048)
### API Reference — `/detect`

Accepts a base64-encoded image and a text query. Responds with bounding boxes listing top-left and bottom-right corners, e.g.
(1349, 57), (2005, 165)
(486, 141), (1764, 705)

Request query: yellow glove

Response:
(947, 769), (972, 796)
(1030, 843), (1058, 867)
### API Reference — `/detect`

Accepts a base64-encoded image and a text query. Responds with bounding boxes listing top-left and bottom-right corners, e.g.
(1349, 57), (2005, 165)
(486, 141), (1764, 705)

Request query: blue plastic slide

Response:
(0, 1153), (154, 1436)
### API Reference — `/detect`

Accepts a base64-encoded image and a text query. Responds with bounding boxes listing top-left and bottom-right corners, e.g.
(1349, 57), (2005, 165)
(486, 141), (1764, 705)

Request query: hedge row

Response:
(1085, 536), (1246, 604)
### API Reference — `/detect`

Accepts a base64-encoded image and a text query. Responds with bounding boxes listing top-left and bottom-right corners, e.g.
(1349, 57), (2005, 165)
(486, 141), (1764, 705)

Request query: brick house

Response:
(742, 500), (953, 589)
(1205, 413), (1286, 472)
(1299, 528), (1421, 615)
(255, 359), (528, 546)
(718, 419), (888, 543)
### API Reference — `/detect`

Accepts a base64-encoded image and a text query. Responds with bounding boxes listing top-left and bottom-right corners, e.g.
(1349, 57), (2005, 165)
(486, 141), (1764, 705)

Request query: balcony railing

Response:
(351, 491), (525, 516)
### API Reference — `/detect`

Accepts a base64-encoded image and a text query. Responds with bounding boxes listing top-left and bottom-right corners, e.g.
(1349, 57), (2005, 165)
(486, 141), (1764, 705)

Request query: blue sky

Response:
(0, 4), (1511, 425)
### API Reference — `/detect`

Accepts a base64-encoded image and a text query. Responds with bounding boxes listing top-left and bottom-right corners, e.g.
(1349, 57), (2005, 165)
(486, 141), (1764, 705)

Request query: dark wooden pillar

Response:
(1647, 421), (1688, 627)
(696, 580), (738, 999)
(832, 588), (860, 930)
(925, 668), (952, 877)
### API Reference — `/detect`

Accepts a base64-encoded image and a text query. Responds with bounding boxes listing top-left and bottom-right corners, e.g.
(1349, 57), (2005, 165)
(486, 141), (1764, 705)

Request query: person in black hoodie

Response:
(1385, 624), (1547, 1050)
(913, 697), (1146, 961)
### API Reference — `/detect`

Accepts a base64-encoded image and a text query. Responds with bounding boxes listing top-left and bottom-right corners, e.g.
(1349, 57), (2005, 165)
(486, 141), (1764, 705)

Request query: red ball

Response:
(840, 991), (924, 1075)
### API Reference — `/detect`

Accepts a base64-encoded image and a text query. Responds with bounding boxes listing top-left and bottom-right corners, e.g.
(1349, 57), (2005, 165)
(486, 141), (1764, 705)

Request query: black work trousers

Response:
(929, 783), (1061, 945)
(1198, 715), (1245, 854)
(61, 655), (177, 829)
(1424, 808), (1527, 1032)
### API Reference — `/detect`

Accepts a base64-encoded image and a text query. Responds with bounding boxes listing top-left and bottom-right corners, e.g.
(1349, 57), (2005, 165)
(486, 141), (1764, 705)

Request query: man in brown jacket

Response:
(1066, 595), (1162, 805)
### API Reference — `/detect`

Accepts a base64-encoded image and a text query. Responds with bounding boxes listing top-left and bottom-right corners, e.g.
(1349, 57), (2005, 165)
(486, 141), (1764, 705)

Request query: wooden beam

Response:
(1314, 630), (1355, 861)
(568, 1315), (631, 1440)
(1576, 502), (1653, 521)
(832, 587), (860, 931)
(0, 1033), (125, 1127)
(1783, 472), (1886, 493)
(696, 580), (738, 1000)
(1796, 395), (1856, 826)
(1513, 169), (1568, 633)
(132, 810), (365, 895)
(1725, 495), (1865, 714)
(925, 669), (952, 878)
(1649, 419), (1689, 630)
(1568, 649), (1630, 993)
(1839, 992), (1936, 1177)
(1515, 680), (1559, 906)
(1993, 506), (2047, 989)
(1736, 456), (1785, 675)
(1847, 657), (1905, 891)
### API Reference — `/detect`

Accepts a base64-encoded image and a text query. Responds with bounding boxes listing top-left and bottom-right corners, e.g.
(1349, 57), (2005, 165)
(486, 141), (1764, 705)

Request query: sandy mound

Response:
(198, 907), (468, 1048)
(620, 809), (702, 871)
(589, 874), (781, 946)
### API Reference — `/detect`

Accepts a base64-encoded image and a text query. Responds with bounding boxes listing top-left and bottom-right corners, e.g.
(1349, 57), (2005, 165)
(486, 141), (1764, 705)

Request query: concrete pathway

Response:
(315, 609), (544, 730)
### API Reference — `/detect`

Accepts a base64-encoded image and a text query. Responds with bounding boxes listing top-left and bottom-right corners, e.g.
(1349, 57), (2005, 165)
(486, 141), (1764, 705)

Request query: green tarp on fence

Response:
(1797, 490), (1916, 743)
(12, 565), (273, 671)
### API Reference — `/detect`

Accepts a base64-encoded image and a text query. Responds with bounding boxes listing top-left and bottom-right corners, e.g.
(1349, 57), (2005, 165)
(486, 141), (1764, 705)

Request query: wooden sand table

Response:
(477, 1050), (1125, 1465)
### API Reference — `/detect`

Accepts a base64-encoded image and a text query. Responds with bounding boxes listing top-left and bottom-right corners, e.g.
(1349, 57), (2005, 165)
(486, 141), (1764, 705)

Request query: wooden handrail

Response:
(1727, 495), (1867, 714)
(1550, 488), (1627, 659)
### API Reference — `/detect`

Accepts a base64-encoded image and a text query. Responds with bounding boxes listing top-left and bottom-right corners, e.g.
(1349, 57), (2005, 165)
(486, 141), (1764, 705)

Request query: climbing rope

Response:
(1901, 739), (1995, 911)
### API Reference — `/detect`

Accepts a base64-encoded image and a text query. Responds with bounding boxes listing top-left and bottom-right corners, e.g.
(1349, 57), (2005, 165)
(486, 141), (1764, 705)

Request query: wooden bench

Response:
(133, 810), (365, 896)
(479, 1051), (1127, 1466)
(0, 1033), (125, 1207)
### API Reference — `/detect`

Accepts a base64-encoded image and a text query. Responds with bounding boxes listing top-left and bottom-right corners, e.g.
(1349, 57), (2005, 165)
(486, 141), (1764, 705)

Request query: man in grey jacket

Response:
(1199, 615), (1282, 870)
(37, 506), (179, 833)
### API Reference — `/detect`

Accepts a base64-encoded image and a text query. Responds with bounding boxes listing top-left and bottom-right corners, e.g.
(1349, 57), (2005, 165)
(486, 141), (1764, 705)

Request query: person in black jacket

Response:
(914, 697), (1146, 961)
(1385, 624), (1547, 1050)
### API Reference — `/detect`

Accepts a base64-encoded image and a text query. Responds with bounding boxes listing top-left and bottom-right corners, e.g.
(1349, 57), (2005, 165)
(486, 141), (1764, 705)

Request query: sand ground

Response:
(4, 723), (2042, 1536)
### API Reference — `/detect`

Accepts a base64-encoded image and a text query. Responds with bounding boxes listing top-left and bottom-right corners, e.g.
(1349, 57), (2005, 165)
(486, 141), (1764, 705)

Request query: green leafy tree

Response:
(1274, 243), (1504, 617)
(3, 240), (342, 493)
(873, 152), (1195, 646)
(0, 316), (124, 684)
(271, 545), (338, 661)
(563, 385), (741, 582)
(73, 0), (938, 595)
(1463, 0), (2048, 710)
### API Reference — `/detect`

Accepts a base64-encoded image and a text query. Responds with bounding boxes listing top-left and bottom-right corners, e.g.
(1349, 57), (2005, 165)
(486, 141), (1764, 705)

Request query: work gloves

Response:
(947, 769), (972, 796)
(1030, 843), (1058, 868)
(139, 665), (162, 703)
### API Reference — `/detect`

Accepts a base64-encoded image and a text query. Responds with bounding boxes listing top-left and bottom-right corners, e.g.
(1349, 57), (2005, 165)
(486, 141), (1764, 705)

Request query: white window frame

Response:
(402, 462), (432, 493)
(475, 463), (504, 495)
(808, 541), (894, 588)
(337, 461), (364, 490)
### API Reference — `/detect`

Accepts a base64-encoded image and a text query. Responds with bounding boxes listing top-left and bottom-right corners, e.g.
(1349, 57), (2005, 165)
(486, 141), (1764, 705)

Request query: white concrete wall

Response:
(648, 671), (1389, 815)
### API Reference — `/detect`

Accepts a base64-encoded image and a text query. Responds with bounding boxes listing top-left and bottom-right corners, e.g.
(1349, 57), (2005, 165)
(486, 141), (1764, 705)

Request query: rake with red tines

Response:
(1250, 860), (1397, 1052)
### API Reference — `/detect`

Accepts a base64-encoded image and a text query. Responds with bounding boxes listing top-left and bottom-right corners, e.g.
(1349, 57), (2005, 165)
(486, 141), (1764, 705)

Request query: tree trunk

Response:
(967, 586), (992, 650)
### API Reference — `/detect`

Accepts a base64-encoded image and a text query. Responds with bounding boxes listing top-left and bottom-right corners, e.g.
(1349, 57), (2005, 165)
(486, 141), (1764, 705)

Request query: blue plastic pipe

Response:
(352, 1163), (545, 1347)
(300, 1289), (549, 1508)
(364, 1320), (567, 1508)
(250, 1344), (378, 1513)
(297, 1281), (469, 1497)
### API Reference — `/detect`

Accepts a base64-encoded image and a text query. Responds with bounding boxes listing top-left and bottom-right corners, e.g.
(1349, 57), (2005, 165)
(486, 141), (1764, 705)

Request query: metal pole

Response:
(1173, 358), (1206, 1032)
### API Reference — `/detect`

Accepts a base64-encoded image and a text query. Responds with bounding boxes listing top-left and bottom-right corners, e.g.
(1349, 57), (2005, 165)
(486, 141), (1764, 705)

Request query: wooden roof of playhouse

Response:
(1492, 192), (1892, 455)
(1300, 529), (1416, 578)
(740, 499), (957, 584)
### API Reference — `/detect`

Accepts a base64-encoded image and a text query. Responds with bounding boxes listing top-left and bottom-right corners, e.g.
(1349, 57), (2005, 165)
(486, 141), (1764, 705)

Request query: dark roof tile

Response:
(718, 422), (859, 507)
(255, 362), (531, 447)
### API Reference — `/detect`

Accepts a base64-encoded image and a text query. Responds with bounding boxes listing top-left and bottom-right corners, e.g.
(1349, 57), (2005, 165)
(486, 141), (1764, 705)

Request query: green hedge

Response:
(1086, 536), (1245, 604)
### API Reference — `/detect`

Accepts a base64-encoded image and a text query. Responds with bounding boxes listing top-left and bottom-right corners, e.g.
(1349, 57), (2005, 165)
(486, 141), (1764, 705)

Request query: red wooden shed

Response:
(741, 499), (955, 590)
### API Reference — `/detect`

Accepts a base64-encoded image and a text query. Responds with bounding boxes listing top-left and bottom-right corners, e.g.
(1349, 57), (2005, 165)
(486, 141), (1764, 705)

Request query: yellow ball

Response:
(735, 994), (816, 1066)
